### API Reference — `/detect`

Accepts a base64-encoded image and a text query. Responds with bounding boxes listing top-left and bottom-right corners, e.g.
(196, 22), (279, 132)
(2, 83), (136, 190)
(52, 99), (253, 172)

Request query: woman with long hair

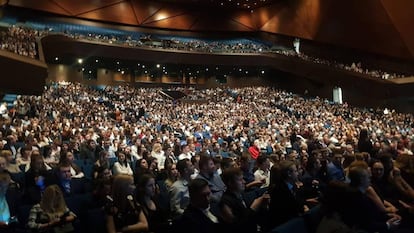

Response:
(112, 152), (133, 176)
(27, 185), (76, 233)
(24, 152), (51, 204)
(106, 175), (148, 233)
(136, 173), (167, 233)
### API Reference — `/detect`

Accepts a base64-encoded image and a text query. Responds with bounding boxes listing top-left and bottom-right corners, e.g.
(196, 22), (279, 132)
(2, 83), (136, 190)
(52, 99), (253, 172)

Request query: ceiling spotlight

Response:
(77, 58), (83, 64)
(156, 64), (160, 68)
(55, 57), (59, 61)
(95, 59), (99, 63)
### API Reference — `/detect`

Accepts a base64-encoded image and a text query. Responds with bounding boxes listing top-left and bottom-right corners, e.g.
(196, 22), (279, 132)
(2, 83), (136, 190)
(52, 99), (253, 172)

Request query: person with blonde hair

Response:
(106, 175), (148, 233)
(150, 143), (165, 170)
(27, 184), (76, 233)
(0, 150), (20, 174)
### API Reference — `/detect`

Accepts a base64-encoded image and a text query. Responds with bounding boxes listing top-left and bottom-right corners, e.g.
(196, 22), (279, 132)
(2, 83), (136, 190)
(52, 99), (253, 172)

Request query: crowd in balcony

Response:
(0, 25), (44, 59)
(0, 19), (412, 80)
(0, 82), (413, 232)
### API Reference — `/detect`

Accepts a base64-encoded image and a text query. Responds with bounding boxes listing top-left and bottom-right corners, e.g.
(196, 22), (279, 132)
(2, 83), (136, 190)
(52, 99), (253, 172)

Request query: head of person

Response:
(112, 175), (136, 212)
(0, 157), (6, 173)
(166, 163), (179, 181)
(199, 155), (215, 176)
(348, 163), (371, 192)
(221, 158), (237, 172)
(137, 173), (156, 199)
(138, 158), (148, 170)
(239, 153), (251, 171)
(272, 160), (298, 186)
(189, 178), (211, 209)
(40, 185), (67, 218)
(59, 151), (75, 164)
(256, 155), (270, 172)
(176, 158), (194, 179)
(116, 151), (127, 164)
(30, 151), (46, 172)
(97, 166), (112, 180)
(0, 150), (13, 164)
(21, 145), (32, 158)
(57, 161), (72, 182)
(378, 153), (394, 174)
(331, 153), (343, 167)
(222, 167), (245, 193)
(152, 143), (162, 153)
(370, 160), (384, 180)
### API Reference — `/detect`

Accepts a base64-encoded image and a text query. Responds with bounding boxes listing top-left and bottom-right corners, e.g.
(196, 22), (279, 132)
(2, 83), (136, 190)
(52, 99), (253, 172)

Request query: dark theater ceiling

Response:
(6, 0), (414, 60)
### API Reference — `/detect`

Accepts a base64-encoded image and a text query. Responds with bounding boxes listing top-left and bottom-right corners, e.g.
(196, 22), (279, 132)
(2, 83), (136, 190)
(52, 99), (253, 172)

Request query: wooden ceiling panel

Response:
(142, 5), (188, 24)
(130, 0), (163, 24)
(381, 0), (414, 57)
(142, 14), (198, 30)
(9, 0), (71, 15)
(190, 14), (253, 31)
(314, 0), (410, 58)
(77, 1), (138, 25)
(53, 0), (124, 16)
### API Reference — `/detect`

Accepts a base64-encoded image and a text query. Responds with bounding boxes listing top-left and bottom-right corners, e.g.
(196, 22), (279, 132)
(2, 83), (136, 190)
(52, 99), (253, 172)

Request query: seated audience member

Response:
(91, 178), (112, 208)
(27, 185), (77, 233)
(239, 154), (263, 190)
(327, 153), (345, 182)
(370, 160), (400, 213)
(151, 143), (166, 171)
(268, 160), (307, 228)
(172, 178), (221, 233)
(0, 172), (20, 233)
(112, 152), (133, 176)
(23, 150), (52, 172)
(136, 173), (168, 233)
(170, 159), (193, 217)
(164, 163), (178, 190)
(396, 154), (414, 188)
(134, 158), (149, 184)
(178, 145), (192, 161)
(254, 155), (271, 188)
(220, 167), (270, 233)
(50, 162), (87, 197)
(93, 151), (110, 179)
(379, 153), (414, 202)
(341, 165), (402, 232)
(301, 155), (324, 199)
(0, 150), (20, 174)
(15, 145), (32, 168)
(105, 175), (148, 233)
(59, 152), (84, 178)
(196, 155), (226, 213)
(220, 157), (237, 172)
(24, 153), (51, 204)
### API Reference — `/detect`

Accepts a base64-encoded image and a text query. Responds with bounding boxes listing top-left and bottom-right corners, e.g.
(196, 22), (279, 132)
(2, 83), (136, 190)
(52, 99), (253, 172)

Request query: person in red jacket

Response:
(248, 140), (260, 160)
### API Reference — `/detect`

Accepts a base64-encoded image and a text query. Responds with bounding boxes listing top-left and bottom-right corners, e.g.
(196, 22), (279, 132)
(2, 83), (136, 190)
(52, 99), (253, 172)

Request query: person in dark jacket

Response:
(220, 167), (269, 233)
(172, 178), (221, 233)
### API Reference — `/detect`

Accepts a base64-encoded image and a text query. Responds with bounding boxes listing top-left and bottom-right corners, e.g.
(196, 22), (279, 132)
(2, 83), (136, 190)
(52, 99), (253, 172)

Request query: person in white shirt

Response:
(150, 143), (166, 170)
(254, 155), (270, 188)
(178, 145), (192, 161)
(112, 151), (133, 176)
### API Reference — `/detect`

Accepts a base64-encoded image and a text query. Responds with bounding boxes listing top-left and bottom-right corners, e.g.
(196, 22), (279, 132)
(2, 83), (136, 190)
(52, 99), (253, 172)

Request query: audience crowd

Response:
(0, 25), (43, 59)
(0, 82), (413, 233)
(0, 21), (412, 79)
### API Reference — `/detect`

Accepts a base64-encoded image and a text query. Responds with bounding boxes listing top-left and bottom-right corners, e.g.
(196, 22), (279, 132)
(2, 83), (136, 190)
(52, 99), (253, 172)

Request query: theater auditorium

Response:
(0, 0), (413, 233)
